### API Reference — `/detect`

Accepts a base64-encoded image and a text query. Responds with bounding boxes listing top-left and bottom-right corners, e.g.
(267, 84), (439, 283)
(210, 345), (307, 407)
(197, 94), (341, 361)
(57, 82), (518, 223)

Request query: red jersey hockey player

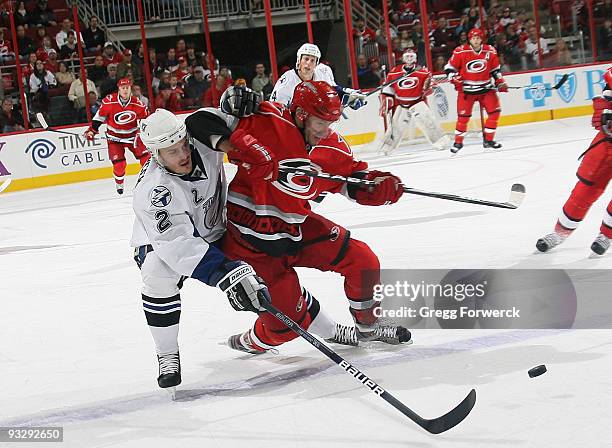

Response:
(201, 81), (411, 353)
(444, 28), (508, 153)
(379, 49), (451, 154)
(536, 67), (612, 256)
(85, 78), (150, 194)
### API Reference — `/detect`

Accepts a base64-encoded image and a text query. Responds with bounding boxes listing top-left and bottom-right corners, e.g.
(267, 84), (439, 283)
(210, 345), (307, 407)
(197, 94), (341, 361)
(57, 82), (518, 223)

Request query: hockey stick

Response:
(279, 167), (526, 209)
(479, 104), (486, 145)
(0, 176), (12, 194)
(35, 112), (134, 144)
(366, 72), (413, 97)
(507, 74), (569, 91)
(260, 298), (476, 434)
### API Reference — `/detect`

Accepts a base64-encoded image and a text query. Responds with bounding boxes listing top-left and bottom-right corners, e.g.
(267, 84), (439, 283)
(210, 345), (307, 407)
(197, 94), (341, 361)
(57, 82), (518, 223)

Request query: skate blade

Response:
(164, 387), (177, 401)
(588, 251), (605, 259)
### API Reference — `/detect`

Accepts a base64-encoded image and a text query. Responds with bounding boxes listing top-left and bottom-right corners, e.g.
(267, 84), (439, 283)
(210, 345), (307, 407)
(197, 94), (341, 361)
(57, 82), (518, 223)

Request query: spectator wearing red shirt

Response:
(202, 73), (230, 107)
(44, 49), (59, 73)
(173, 56), (191, 83)
(21, 53), (38, 80)
(0, 28), (12, 61)
(353, 19), (376, 43)
(175, 39), (187, 58)
(102, 42), (122, 66)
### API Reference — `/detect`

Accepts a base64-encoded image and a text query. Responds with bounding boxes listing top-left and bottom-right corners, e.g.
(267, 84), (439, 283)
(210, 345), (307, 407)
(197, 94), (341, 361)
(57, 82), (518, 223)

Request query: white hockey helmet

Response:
(296, 43), (321, 68)
(402, 49), (417, 66)
(139, 108), (187, 161)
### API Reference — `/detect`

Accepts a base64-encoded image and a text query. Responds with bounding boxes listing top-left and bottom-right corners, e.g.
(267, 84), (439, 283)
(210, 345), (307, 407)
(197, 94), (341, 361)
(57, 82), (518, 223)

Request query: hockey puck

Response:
(528, 365), (547, 378)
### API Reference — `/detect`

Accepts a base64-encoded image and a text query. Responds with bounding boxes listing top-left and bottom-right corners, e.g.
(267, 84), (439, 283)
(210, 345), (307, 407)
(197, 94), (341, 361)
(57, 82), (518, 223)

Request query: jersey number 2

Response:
(155, 210), (172, 233)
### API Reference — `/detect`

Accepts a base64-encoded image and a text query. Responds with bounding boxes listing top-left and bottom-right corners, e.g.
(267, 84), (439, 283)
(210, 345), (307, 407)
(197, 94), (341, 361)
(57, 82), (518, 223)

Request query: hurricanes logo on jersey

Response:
(274, 159), (316, 199)
(466, 60), (487, 73)
(114, 111), (137, 124)
(398, 77), (419, 90)
(150, 185), (172, 207)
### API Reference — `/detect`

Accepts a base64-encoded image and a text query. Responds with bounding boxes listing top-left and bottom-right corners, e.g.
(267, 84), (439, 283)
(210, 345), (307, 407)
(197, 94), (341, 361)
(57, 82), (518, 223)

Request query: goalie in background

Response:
(378, 49), (451, 155)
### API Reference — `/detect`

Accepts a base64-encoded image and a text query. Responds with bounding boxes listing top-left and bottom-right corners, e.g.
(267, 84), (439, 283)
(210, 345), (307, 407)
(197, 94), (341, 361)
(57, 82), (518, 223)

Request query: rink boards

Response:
(0, 63), (608, 193)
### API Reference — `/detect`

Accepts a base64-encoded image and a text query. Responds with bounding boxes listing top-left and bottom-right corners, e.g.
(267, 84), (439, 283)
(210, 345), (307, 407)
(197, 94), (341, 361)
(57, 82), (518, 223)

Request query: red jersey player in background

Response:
(536, 67), (612, 256)
(85, 78), (150, 194)
(444, 28), (508, 153)
(198, 82), (411, 353)
(379, 49), (450, 154)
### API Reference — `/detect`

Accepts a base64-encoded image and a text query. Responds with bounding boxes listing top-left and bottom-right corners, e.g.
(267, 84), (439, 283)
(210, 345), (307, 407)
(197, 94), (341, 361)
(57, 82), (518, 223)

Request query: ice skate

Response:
(157, 352), (181, 399)
(450, 142), (463, 154)
(536, 232), (567, 253)
(228, 329), (269, 354)
(590, 233), (610, 256)
(325, 323), (359, 346)
(356, 319), (412, 345)
(483, 140), (502, 149)
(115, 182), (124, 195)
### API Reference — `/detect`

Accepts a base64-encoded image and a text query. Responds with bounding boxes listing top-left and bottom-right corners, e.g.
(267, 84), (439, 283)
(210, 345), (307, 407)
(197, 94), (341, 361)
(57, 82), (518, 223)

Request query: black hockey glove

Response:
(220, 86), (262, 118)
(209, 260), (270, 313)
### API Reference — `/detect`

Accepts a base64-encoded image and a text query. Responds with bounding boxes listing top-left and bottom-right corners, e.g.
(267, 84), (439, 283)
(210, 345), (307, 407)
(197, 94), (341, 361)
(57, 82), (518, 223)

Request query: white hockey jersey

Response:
(130, 113), (229, 280)
(270, 65), (336, 105)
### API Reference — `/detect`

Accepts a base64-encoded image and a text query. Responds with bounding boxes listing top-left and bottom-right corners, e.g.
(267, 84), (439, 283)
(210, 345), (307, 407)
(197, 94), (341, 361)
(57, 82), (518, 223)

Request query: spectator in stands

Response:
(82, 16), (106, 53)
(357, 58), (380, 89)
(34, 24), (48, 46)
(132, 84), (148, 107)
(203, 73), (229, 107)
(353, 19), (376, 43)
(498, 53), (511, 72)
(455, 13), (471, 37)
(399, 29), (415, 51)
(102, 42), (122, 66)
(219, 66), (233, 83)
(467, 8), (480, 30)
(89, 55), (107, 86)
(44, 49), (59, 73)
(0, 28), (13, 62)
(433, 54), (446, 72)
(356, 53), (369, 76)
(251, 62), (269, 94)
(55, 61), (75, 88)
(15, 1), (31, 27)
(39, 35), (55, 57)
(430, 17), (455, 52)
(99, 63), (118, 97)
(185, 44), (198, 67)
(89, 91), (100, 116)
(56, 19), (83, 49)
(184, 65), (208, 106)
(31, 0), (57, 27)
(148, 47), (161, 76)
(164, 48), (179, 72)
(68, 69), (96, 120)
(598, 19), (612, 61)
(153, 69), (170, 95)
(175, 39), (187, 58)
(0, 98), (24, 132)
(59, 32), (78, 60)
(22, 53), (38, 80)
(16, 25), (36, 56)
(391, 37), (403, 64)
(155, 74), (183, 112)
(548, 38), (572, 67)
(173, 56), (190, 83)
(117, 49), (134, 79)
(29, 59), (57, 112)
(498, 7), (515, 28)
(524, 26), (548, 69)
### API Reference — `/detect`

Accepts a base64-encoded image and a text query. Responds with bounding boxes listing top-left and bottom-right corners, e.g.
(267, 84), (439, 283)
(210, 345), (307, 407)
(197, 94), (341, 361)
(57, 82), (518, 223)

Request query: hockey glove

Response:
(210, 260), (270, 313)
(228, 129), (278, 181)
(602, 110), (612, 137)
(84, 127), (97, 141)
(495, 78), (508, 93)
(349, 170), (404, 206)
(220, 86), (262, 118)
(335, 86), (367, 110)
(592, 96), (611, 130)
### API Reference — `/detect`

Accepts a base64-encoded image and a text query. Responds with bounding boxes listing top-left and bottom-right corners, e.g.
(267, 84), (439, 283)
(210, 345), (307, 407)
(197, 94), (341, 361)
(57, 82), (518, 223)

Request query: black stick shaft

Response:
(260, 299), (476, 433)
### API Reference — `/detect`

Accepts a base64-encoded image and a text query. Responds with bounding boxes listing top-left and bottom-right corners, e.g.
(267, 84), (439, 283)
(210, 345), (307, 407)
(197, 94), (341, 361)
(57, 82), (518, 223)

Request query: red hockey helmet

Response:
(468, 28), (485, 40)
(291, 81), (342, 122)
(604, 66), (612, 89)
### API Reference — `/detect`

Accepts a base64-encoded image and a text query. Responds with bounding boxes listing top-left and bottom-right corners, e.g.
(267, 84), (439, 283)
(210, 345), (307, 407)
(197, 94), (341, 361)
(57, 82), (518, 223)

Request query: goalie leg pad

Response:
(409, 101), (449, 150)
(380, 107), (410, 154)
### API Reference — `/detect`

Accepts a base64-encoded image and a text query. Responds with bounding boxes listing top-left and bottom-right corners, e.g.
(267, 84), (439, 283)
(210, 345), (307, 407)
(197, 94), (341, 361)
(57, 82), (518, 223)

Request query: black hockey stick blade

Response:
(552, 74), (569, 90)
(260, 298), (476, 434)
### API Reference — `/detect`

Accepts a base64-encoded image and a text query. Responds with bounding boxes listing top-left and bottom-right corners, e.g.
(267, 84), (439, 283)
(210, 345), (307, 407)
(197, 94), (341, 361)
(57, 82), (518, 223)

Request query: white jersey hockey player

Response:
(131, 103), (272, 394)
(270, 43), (367, 110)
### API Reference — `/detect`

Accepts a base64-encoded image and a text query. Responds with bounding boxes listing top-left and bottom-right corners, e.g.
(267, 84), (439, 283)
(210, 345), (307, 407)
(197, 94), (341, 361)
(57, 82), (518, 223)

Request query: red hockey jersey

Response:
(93, 93), (148, 142)
(381, 65), (431, 107)
(445, 44), (501, 94)
(227, 101), (366, 256)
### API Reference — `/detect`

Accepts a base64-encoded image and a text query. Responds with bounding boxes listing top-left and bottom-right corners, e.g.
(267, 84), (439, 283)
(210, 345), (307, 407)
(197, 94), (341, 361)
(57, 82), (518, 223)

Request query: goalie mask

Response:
(402, 50), (417, 67)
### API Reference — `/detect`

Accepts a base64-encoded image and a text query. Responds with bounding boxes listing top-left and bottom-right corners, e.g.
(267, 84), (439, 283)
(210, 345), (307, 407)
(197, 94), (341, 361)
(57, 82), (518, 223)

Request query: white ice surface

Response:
(1, 116), (611, 447)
